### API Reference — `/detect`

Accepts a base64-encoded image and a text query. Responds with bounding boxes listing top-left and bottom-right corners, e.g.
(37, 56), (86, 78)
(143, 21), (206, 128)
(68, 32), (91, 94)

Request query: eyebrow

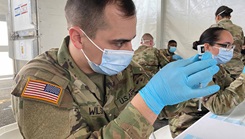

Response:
(218, 41), (232, 44)
(111, 35), (136, 43)
(224, 42), (232, 44)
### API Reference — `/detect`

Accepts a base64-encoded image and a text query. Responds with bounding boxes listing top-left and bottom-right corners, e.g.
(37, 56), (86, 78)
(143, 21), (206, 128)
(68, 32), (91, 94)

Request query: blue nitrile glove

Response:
(243, 66), (245, 73)
(172, 54), (183, 60)
(193, 52), (213, 88)
(139, 52), (220, 115)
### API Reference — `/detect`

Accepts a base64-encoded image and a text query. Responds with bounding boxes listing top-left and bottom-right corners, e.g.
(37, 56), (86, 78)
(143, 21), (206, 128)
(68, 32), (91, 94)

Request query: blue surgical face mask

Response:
(169, 46), (176, 53)
(213, 47), (233, 64)
(80, 29), (134, 76)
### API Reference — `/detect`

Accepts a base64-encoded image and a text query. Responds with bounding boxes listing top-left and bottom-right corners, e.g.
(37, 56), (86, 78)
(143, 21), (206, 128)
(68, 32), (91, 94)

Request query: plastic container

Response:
(0, 122), (23, 139)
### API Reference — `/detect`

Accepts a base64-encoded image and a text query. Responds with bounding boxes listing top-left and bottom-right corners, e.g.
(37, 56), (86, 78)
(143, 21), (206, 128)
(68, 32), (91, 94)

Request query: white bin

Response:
(0, 123), (23, 139)
(149, 125), (173, 139)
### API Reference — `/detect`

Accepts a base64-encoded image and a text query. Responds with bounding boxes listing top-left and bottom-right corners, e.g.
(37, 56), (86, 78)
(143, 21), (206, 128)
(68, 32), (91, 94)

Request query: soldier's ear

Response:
(204, 43), (211, 51)
(69, 26), (84, 49)
(216, 15), (223, 21)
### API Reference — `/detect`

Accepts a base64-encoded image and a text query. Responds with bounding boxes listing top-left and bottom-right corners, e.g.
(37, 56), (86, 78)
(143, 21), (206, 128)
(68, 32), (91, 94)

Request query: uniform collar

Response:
(57, 36), (77, 73)
(218, 18), (233, 24)
(57, 36), (103, 97)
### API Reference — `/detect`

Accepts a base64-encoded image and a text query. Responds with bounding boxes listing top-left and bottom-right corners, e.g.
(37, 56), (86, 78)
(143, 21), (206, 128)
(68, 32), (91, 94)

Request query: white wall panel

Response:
(132, 0), (159, 50)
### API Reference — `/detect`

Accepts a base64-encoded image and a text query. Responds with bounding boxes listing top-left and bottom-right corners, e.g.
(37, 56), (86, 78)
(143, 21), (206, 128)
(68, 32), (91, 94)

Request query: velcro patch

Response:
(21, 78), (63, 105)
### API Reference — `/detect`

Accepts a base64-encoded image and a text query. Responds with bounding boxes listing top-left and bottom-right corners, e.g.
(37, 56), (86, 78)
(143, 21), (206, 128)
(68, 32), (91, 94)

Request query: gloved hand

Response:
(172, 54), (182, 60)
(193, 52), (213, 88)
(243, 66), (245, 73)
(139, 52), (220, 115)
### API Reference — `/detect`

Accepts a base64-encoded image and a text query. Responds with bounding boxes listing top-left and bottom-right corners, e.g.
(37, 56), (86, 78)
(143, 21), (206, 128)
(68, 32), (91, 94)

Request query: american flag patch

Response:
(21, 78), (62, 105)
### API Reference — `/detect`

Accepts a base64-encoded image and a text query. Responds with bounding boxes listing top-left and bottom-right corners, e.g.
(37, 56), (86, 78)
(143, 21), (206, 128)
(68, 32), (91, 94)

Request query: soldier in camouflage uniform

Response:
(133, 33), (169, 78)
(10, 1), (221, 139)
(168, 27), (245, 138)
(210, 5), (244, 79)
(11, 36), (153, 138)
(159, 40), (182, 62)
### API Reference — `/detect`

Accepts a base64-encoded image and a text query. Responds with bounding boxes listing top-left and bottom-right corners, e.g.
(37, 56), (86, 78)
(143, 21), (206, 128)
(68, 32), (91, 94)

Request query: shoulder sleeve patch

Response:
(21, 78), (63, 106)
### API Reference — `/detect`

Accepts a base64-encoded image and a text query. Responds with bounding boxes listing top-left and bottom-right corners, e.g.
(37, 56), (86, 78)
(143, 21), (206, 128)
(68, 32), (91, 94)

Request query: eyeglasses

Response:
(215, 43), (235, 51)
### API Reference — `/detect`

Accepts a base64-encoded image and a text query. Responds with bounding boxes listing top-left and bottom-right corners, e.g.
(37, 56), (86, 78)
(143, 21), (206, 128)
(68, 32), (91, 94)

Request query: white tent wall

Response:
(132, 0), (161, 50)
(134, 0), (245, 58)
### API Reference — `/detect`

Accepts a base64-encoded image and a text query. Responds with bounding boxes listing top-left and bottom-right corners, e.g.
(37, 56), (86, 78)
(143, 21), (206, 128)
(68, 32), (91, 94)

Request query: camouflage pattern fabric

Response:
(133, 45), (169, 78)
(159, 49), (176, 62)
(168, 99), (209, 138)
(168, 65), (245, 138)
(222, 57), (244, 80)
(11, 36), (154, 139)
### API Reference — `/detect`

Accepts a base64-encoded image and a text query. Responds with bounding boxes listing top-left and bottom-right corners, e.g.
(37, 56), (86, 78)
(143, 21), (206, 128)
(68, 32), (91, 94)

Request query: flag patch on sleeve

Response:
(21, 78), (63, 105)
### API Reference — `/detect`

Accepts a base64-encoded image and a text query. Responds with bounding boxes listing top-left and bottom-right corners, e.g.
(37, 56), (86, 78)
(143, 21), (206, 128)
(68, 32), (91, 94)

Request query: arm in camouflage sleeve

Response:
(155, 49), (169, 68)
(87, 102), (154, 139)
(12, 96), (153, 139)
(202, 73), (245, 115)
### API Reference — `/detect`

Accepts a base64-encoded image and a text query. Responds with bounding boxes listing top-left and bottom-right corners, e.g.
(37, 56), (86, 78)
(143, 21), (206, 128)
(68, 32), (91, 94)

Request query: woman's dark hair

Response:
(193, 27), (227, 50)
(215, 5), (233, 18)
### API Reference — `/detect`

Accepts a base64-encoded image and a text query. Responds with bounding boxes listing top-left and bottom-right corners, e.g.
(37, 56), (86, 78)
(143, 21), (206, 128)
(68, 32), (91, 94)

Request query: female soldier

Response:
(211, 5), (244, 79)
(168, 27), (245, 138)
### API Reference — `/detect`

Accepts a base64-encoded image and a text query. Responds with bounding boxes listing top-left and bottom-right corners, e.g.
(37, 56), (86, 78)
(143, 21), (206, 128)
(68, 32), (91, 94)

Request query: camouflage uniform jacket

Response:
(159, 49), (176, 62)
(222, 58), (244, 80)
(133, 45), (169, 78)
(168, 65), (245, 138)
(11, 36), (154, 139)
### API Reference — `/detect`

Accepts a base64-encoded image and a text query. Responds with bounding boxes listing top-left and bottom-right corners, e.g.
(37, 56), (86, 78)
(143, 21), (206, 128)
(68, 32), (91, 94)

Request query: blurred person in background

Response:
(133, 33), (169, 77)
(160, 40), (182, 62)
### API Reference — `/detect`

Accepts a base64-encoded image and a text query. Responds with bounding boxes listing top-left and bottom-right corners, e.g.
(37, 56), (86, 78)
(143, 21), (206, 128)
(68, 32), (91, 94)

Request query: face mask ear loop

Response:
(81, 49), (92, 62)
(81, 49), (100, 66)
(80, 29), (104, 52)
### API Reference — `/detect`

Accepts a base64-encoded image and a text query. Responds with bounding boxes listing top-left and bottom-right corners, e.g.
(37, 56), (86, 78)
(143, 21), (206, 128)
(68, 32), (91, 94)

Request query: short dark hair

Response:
(168, 40), (177, 44)
(168, 40), (177, 47)
(193, 27), (227, 50)
(215, 5), (233, 18)
(65, 0), (136, 38)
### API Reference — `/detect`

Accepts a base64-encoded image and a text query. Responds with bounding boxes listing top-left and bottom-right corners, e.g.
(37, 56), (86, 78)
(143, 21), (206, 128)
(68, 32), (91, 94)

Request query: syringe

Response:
(197, 45), (205, 111)
(198, 83), (202, 111)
